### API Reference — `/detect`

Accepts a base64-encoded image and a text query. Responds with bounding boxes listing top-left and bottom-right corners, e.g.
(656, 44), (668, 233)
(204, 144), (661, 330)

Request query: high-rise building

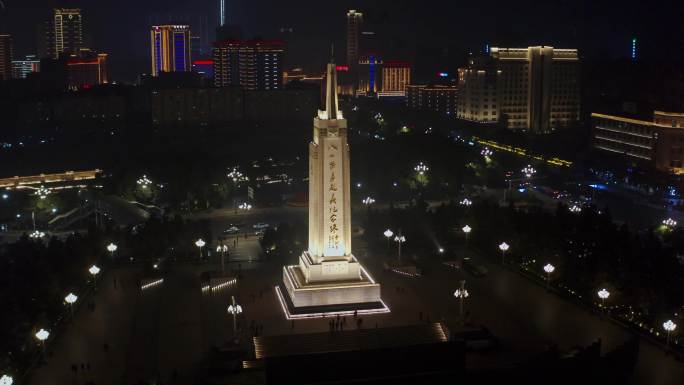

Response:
(357, 55), (382, 95)
(12, 55), (41, 79)
(150, 25), (191, 77)
(592, 111), (684, 174)
(0, 34), (12, 81)
(346, 10), (363, 67)
(380, 61), (411, 96)
(66, 50), (108, 89)
(457, 46), (580, 133)
(219, 0), (227, 26)
(213, 39), (284, 90)
(407, 84), (459, 115)
(46, 8), (83, 59)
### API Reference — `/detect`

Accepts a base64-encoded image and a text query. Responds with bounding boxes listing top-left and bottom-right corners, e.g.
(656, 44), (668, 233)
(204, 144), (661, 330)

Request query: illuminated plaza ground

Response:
(26, 208), (684, 385)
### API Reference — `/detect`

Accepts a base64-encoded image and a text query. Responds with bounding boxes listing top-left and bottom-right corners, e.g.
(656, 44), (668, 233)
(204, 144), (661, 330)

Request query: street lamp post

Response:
(35, 328), (49, 357)
(394, 233), (406, 262)
(462, 225), (471, 247)
(453, 280), (469, 319)
(195, 238), (206, 260)
(89, 265), (100, 287)
(227, 296), (243, 332)
(498, 242), (509, 264)
(543, 263), (555, 289)
(663, 320), (677, 349)
(216, 244), (228, 272)
(383, 229), (393, 251)
(597, 288), (610, 312)
(106, 243), (118, 260)
(64, 292), (78, 318)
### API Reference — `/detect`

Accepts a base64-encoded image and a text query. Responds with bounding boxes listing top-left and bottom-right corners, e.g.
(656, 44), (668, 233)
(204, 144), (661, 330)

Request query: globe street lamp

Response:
(394, 234), (406, 262)
(106, 242), (118, 259)
(89, 265), (101, 287)
(195, 238), (206, 259)
(64, 292), (78, 318)
(662, 218), (677, 228)
(238, 202), (252, 211)
(362, 197), (375, 205)
(597, 288), (610, 310)
(35, 328), (49, 356)
(543, 263), (555, 289)
(663, 320), (677, 348)
(569, 205), (582, 213)
(453, 280), (469, 318)
(227, 296), (243, 332)
(383, 229), (393, 250)
(216, 244), (229, 272)
(498, 242), (509, 264)
(0, 374), (13, 385)
(462, 225), (472, 247)
(522, 165), (536, 178)
(459, 198), (472, 207)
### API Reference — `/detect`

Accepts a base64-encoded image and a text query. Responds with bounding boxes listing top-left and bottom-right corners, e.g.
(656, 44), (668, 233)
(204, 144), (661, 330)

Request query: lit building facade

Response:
(213, 39), (284, 90)
(46, 8), (83, 59)
(458, 46), (580, 133)
(150, 25), (191, 77)
(12, 55), (40, 79)
(407, 84), (459, 115)
(346, 10), (363, 67)
(0, 34), (12, 81)
(592, 111), (684, 174)
(66, 50), (108, 89)
(380, 61), (411, 96)
(357, 55), (382, 95)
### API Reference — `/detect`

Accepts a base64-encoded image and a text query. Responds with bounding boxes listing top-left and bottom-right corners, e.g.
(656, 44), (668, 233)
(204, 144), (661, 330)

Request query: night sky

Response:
(0, 0), (681, 81)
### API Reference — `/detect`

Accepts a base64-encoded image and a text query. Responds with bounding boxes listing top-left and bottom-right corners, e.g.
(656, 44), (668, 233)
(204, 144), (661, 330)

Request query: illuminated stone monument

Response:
(276, 59), (388, 318)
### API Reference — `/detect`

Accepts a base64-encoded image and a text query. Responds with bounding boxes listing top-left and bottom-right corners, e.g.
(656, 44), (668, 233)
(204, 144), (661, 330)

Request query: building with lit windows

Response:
(150, 25), (191, 77)
(12, 55), (40, 79)
(407, 84), (459, 115)
(0, 34), (11, 81)
(458, 46), (580, 133)
(592, 111), (684, 174)
(380, 61), (411, 97)
(357, 55), (382, 95)
(346, 10), (363, 67)
(213, 39), (284, 90)
(46, 8), (83, 59)
(66, 50), (108, 89)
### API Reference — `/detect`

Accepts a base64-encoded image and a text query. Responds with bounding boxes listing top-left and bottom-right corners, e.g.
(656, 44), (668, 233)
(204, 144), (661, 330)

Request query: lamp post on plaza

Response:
(227, 296), (243, 332)
(0, 374), (13, 385)
(394, 233), (406, 262)
(106, 242), (118, 260)
(453, 280), (469, 319)
(35, 328), (49, 358)
(597, 288), (610, 312)
(498, 242), (509, 264)
(89, 265), (100, 287)
(362, 197), (375, 206)
(216, 244), (228, 272)
(195, 238), (206, 260)
(64, 292), (78, 318)
(383, 229), (393, 251)
(462, 225), (471, 247)
(663, 320), (677, 349)
(459, 198), (472, 207)
(543, 263), (555, 290)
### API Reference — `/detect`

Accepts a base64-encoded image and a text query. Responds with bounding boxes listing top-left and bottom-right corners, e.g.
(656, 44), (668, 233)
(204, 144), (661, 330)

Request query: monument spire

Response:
(324, 53), (340, 120)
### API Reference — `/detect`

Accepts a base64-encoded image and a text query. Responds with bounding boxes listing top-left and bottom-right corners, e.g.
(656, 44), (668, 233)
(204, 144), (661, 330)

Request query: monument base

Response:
(276, 264), (389, 319)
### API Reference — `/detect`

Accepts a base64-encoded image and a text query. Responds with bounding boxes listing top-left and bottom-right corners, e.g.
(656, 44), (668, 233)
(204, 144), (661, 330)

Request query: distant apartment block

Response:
(12, 55), (41, 79)
(213, 40), (284, 91)
(407, 84), (459, 115)
(150, 25), (191, 77)
(458, 46), (580, 133)
(0, 34), (12, 81)
(592, 111), (684, 174)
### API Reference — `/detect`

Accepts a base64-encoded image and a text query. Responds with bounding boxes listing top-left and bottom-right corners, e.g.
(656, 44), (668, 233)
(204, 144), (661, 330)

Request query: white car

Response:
(223, 226), (240, 234)
(253, 222), (269, 230)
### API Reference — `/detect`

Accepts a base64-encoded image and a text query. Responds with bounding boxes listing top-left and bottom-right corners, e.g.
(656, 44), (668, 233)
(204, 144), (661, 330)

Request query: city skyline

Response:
(0, 0), (680, 81)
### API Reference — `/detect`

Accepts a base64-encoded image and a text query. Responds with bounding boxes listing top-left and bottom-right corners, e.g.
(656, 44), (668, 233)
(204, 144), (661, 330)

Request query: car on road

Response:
(253, 222), (269, 230)
(223, 226), (240, 234)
